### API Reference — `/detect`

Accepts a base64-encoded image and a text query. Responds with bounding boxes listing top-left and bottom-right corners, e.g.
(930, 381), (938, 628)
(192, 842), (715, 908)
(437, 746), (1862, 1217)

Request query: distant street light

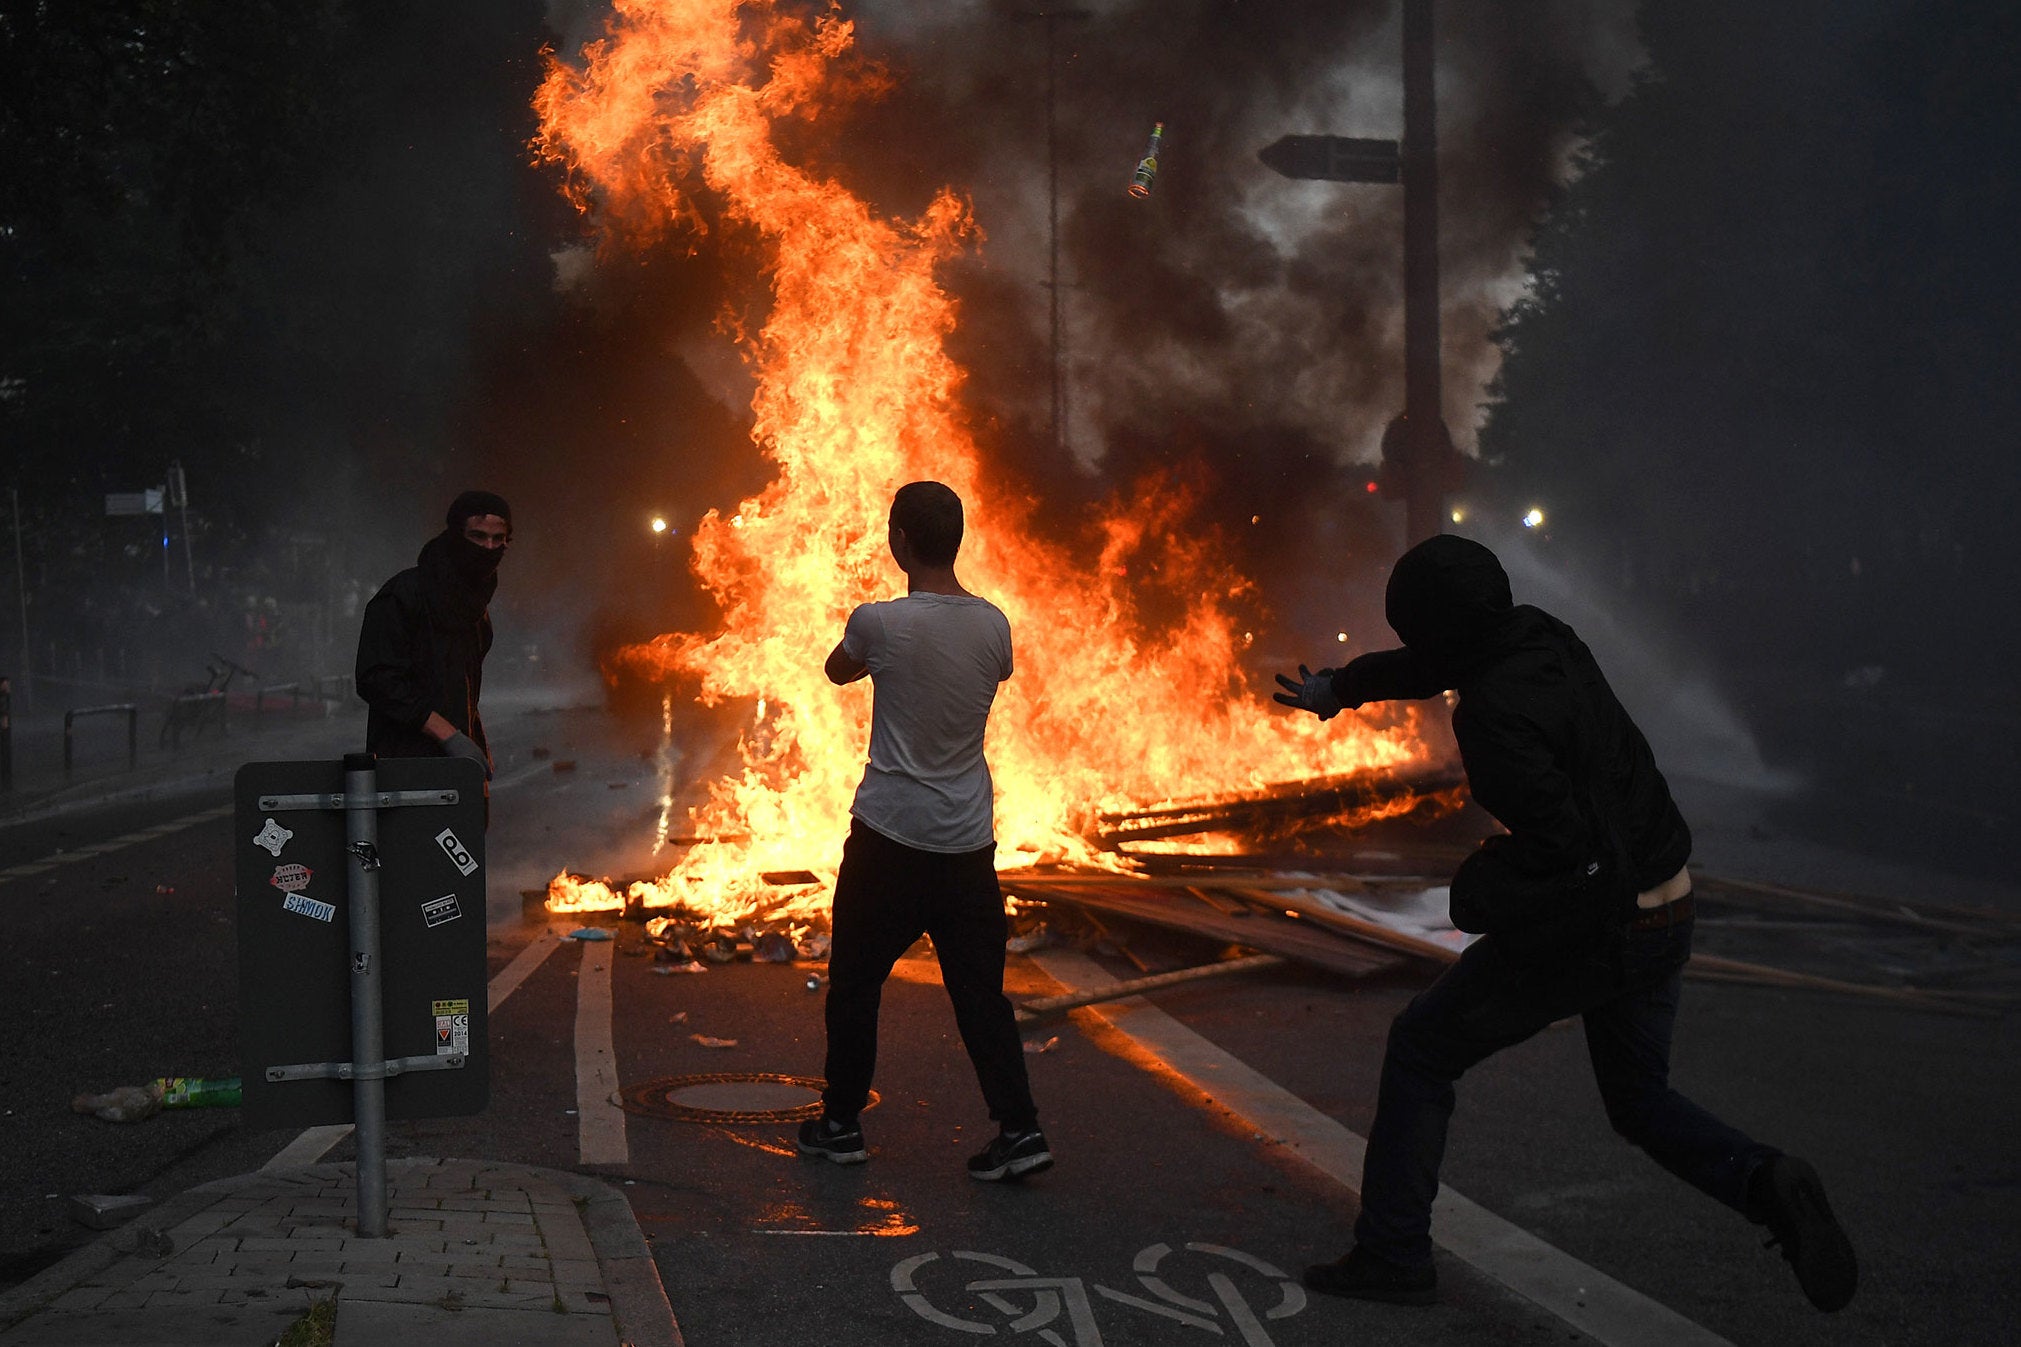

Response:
(1522, 508), (1545, 529)
(650, 516), (669, 535)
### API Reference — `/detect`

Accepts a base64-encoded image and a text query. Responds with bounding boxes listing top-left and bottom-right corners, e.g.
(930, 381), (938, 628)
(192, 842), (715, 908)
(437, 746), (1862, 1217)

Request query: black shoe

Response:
(967, 1127), (1052, 1181)
(1302, 1246), (1437, 1306)
(796, 1116), (867, 1165)
(1752, 1155), (1857, 1311)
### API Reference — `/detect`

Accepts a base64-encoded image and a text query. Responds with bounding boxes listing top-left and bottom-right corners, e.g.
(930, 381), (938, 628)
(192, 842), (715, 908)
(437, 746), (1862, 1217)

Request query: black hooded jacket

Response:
(355, 532), (497, 760)
(1329, 536), (1691, 892)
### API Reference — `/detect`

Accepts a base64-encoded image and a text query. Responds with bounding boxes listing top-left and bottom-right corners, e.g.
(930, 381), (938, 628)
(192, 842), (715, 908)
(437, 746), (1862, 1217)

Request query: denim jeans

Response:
(821, 821), (1038, 1132)
(1353, 913), (1778, 1267)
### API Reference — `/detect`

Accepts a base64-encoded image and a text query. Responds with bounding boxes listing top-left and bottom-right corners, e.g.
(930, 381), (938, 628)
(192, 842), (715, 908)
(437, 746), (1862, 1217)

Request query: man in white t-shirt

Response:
(796, 481), (1050, 1181)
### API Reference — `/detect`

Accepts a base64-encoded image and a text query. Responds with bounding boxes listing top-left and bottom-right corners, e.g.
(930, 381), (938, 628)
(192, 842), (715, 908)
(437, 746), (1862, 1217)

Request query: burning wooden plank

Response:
(1096, 765), (1466, 844)
(1014, 954), (1284, 1022)
(1002, 876), (1410, 981)
(1221, 884), (1467, 964)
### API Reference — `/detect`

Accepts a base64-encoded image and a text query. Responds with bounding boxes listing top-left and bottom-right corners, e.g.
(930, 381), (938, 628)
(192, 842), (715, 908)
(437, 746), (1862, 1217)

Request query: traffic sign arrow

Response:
(1258, 134), (1400, 184)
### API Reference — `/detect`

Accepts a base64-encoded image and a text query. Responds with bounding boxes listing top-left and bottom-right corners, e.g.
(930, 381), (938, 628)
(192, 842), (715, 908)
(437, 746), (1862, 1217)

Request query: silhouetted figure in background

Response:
(1275, 533), (1855, 1313)
(356, 492), (510, 810)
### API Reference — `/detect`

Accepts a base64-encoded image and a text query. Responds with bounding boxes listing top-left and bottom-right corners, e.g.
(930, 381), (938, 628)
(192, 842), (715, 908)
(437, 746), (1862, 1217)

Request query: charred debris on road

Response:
(539, 767), (2021, 1020)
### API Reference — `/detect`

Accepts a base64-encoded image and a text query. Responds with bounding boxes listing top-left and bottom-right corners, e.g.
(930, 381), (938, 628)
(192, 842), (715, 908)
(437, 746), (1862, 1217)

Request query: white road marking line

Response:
(261, 1125), (354, 1173)
(490, 928), (564, 1011)
(1028, 947), (1736, 1347)
(261, 928), (569, 1171)
(0, 803), (236, 885)
(576, 936), (629, 1166)
(492, 759), (554, 790)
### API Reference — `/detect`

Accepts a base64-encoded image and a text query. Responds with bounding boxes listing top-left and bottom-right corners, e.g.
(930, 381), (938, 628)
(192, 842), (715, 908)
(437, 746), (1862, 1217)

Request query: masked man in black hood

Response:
(356, 492), (510, 801)
(1275, 534), (1856, 1314)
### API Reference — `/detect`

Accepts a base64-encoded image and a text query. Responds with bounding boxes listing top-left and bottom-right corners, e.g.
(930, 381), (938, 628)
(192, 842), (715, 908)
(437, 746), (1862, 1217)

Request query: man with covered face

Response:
(1274, 534), (1856, 1314)
(356, 491), (510, 800)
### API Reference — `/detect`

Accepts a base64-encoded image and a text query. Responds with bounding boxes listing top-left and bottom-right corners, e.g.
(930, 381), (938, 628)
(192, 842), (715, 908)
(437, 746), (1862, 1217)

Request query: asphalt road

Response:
(1, 687), (2016, 1345)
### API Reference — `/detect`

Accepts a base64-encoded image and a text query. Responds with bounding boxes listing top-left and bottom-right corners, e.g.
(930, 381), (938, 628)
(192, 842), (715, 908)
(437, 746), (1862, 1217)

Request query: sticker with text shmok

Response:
(269, 863), (312, 893)
(434, 828), (478, 877)
(253, 818), (294, 857)
(433, 998), (471, 1056)
(281, 893), (336, 923)
(421, 893), (461, 928)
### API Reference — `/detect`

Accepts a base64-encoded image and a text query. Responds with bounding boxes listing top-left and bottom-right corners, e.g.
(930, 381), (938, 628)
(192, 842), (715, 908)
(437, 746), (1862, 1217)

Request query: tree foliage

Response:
(0, 2), (556, 630)
(1, 1), (351, 463)
(1480, 0), (2021, 676)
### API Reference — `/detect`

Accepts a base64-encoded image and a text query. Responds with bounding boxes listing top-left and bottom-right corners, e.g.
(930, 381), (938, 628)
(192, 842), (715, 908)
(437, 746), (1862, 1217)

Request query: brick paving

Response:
(0, 1157), (680, 1347)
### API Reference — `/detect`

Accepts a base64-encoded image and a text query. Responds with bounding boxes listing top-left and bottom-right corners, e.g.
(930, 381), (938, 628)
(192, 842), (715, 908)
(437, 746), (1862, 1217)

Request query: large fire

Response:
(533, 0), (1434, 923)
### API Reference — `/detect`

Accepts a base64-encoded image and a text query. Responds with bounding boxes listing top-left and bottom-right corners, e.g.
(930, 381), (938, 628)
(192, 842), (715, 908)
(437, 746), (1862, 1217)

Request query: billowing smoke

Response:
(841, 3), (1641, 531)
(515, 0), (1642, 664)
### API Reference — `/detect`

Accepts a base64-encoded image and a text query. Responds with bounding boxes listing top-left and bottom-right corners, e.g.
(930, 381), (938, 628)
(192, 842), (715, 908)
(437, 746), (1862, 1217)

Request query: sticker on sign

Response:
(435, 828), (478, 876)
(281, 893), (337, 924)
(422, 893), (461, 927)
(252, 818), (294, 857)
(433, 998), (470, 1056)
(269, 863), (313, 893)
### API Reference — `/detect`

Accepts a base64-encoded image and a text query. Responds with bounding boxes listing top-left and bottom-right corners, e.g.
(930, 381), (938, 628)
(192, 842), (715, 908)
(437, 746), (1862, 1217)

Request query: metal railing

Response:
(160, 690), (227, 750)
(254, 673), (356, 723)
(64, 703), (139, 774)
(254, 682), (310, 718)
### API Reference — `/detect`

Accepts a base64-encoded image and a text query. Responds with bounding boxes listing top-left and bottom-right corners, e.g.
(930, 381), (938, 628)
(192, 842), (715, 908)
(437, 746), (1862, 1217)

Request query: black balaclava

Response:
(1384, 534), (1513, 670)
(444, 491), (512, 585)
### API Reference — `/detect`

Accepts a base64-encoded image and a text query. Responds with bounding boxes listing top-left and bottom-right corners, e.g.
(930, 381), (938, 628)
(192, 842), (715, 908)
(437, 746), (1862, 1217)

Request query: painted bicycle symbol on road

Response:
(892, 1242), (1307, 1346)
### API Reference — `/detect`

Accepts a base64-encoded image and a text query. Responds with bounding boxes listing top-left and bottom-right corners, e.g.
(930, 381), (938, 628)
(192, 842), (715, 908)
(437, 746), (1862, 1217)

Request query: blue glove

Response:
(441, 730), (493, 780)
(1273, 664), (1343, 721)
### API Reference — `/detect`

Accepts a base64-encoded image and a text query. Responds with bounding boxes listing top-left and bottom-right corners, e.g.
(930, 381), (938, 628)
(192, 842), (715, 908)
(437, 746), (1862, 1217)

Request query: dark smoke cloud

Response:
(481, 2), (1639, 665)
(823, 0), (1642, 632)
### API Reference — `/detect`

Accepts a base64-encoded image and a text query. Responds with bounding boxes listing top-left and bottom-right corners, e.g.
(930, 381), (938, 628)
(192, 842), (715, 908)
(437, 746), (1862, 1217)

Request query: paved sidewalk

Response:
(0, 1157), (681, 1347)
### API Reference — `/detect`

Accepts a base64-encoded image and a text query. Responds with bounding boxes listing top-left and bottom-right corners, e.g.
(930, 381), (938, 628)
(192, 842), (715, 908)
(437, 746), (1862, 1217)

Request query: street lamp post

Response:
(1012, 7), (1091, 463)
(1396, 0), (1457, 547)
(1260, 0), (1464, 547)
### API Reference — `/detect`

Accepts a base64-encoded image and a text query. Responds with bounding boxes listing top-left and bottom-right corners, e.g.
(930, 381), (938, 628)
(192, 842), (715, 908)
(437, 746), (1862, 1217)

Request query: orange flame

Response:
(534, 2), (1432, 921)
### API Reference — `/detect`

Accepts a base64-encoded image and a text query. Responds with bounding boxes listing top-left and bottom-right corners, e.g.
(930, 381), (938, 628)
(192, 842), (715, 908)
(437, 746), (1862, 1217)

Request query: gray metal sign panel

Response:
(1259, 134), (1401, 184)
(235, 757), (489, 1130)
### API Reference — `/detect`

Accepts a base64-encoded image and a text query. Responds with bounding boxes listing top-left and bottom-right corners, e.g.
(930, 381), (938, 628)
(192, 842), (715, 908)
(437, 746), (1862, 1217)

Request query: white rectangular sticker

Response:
(282, 893), (337, 923)
(421, 894), (461, 927)
(434, 828), (478, 876)
(433, 998), (470, 1056)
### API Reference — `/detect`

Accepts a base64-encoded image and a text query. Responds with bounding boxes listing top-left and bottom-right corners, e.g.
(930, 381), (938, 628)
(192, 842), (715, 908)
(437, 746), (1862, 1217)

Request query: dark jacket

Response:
(356, 533), (495, 760)
(1330, 537), (1691, 893)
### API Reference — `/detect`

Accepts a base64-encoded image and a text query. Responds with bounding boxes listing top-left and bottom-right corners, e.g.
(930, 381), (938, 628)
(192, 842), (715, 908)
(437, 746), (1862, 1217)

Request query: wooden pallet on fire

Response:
(1000, 875), (1418, 981)
(1094, 765), (1467, 845)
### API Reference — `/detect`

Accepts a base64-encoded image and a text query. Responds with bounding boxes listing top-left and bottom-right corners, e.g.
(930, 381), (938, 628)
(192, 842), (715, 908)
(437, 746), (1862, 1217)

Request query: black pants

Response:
(821, 821), (1038, 1132)
(1354, 912), (1778, 1268)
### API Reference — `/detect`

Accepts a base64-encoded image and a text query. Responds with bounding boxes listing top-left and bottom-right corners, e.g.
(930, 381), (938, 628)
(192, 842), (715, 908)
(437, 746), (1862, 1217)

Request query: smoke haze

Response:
(14, 0), (2006, 879)
(511, 0), (1642, 662)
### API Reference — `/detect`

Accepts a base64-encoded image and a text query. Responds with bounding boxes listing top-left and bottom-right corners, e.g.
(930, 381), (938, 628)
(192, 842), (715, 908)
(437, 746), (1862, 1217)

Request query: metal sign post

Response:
(236, 755), (488, 1238)
(344, 754), (389, 1237)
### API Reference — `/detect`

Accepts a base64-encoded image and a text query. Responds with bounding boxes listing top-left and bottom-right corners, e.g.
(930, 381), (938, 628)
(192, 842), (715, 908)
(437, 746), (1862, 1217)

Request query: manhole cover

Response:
(617, 1072), (879, 1125)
